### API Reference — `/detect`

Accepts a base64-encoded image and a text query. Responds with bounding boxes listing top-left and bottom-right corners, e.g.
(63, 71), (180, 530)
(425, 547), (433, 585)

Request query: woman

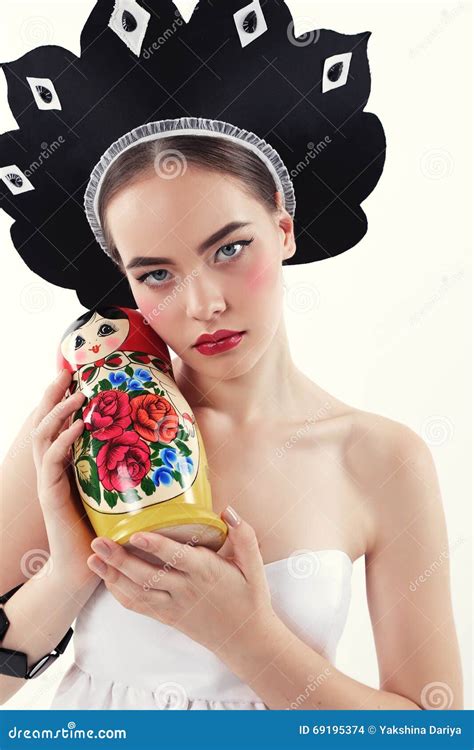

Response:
(0, 0), (463, 711)
(0, 130), (463, 710)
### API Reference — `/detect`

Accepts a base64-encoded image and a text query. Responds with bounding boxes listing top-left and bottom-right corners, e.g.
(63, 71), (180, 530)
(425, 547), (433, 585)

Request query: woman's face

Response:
(105, 165), (295, 376)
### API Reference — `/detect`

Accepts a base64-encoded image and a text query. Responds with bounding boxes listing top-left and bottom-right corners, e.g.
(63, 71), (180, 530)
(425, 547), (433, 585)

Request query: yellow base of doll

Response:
(89, 502), (228, 551)
(80, 424), (228, 552)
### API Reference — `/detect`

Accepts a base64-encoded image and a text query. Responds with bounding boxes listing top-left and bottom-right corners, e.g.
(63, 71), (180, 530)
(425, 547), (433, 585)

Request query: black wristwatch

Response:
(0, 582), (74, 679)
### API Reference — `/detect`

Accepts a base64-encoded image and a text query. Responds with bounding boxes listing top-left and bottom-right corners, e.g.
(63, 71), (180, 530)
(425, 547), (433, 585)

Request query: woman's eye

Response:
(98, 323), (117, 336)
(215, 239), (253, 261)
(138, 269), (171, 287)
(74, 335), (85, 350)
(136, 238), (254, 289)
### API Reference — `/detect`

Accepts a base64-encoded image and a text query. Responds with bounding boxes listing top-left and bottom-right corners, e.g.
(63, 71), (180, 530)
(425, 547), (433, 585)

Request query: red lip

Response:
(194, 329), (243, 347)
(89, 344), (100, 353)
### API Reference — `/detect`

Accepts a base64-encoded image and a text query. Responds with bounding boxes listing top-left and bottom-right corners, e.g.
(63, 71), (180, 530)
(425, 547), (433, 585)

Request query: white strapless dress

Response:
(50, 549), (353, 710)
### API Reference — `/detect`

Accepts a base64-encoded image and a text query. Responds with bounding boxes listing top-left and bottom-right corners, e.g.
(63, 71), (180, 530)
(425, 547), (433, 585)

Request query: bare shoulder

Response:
(343, 407), (431, 479)
(341, 407), (443, 554)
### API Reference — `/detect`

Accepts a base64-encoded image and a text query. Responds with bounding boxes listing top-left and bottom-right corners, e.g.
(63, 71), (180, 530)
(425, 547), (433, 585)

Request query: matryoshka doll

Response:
(57, 305), (227, 552)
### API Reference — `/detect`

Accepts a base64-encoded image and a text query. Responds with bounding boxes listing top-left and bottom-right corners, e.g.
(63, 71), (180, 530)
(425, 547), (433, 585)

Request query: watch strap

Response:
(0, 581), (74, 679)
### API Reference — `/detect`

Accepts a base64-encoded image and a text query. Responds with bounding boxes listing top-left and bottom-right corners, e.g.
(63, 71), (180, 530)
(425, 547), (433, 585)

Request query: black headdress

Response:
(0, 0), (386, 309)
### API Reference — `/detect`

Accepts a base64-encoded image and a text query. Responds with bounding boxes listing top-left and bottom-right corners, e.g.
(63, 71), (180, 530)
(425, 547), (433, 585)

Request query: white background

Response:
(0, 0), (471, 710)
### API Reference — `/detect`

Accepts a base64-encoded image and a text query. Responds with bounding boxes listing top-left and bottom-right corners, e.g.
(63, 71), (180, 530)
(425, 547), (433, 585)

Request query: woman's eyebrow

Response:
(125, 220), (251, 270)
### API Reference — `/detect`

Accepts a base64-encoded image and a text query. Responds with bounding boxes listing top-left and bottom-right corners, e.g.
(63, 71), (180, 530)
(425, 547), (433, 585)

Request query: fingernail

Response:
(222, 505), (241, 527)
(131, 534), (149, 548)
(91, 538), (112, 558)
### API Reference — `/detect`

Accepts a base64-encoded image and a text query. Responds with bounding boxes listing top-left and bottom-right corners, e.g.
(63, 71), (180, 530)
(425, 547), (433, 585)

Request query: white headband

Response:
(83, 116), (296, 259)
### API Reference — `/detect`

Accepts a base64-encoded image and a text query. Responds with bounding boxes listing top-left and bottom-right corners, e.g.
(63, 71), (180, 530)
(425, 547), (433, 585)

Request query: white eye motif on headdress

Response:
(108, 0), (151, 57)
(26, 77), (61, 110)
(322, 52), (353, 93)
(0, 165), (35, 195)
(233, 1), (268, 48)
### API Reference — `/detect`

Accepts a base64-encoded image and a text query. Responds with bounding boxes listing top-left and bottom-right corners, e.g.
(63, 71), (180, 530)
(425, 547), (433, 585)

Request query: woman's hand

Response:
(87, 509), (277, 654)
(31, 369), (99, 584)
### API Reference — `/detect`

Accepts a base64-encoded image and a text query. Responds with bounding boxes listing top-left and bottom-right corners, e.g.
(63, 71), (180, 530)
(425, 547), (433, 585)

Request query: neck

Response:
(173, 318), (304, 426)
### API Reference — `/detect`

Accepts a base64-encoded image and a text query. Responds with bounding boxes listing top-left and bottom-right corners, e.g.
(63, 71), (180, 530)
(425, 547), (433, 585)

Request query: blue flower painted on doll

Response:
(160, 447), (178, 469)
(127, 378), (143, 390)
(109, 370), (128, 386)
(135, 368), (152, 382)
(177, 456), (194, 475)
(152, 467), (174, 486)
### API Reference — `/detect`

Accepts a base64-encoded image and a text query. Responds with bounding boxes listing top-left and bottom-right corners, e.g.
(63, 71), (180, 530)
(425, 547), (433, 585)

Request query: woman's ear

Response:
(274, 191), (296, 263)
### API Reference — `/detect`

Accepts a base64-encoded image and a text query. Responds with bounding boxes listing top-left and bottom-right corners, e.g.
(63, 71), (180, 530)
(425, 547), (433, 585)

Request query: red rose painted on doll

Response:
(97, 431), (151, 492)
(130, 393), (179, 444)
(83, 390), (131, 440)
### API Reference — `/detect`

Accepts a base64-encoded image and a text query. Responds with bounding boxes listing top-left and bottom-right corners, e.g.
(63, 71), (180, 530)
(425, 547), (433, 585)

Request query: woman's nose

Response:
(184, 274), (226, 321)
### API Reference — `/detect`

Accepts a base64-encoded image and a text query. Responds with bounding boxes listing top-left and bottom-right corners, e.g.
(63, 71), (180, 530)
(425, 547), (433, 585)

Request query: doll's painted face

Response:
(105, 165), (295, 378)
(60, 311), (130, 366)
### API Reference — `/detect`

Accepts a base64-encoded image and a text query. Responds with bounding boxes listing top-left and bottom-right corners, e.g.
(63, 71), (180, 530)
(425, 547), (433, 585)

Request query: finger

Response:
(90, 537), (185, 592)
(33, 389), (86, 461)
(129, 531), (203, 574)
(87, 555), (172, 612)
(32, 370), (72, 429)
(40, 418), (84, 491)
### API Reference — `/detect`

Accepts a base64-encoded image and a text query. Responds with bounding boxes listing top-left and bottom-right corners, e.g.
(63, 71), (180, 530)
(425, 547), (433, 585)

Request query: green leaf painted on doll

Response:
(140, 475), (156, 496)
(103, 489), (118, 509)
(82, 366), (96, 383)
(128, 352), (150, 364)
(81, 429), (90, 452)
(154, 441), (174, 451)
(171, 470), (184, 489)
(91, 437), (103, 457)
(98, 378), (112, 391)
(174, 439), (191, 457)
(117, 488), (141, 503)
(75, 457), (101, 506)
(104, 354), (123, 369)
(127, 388), (149, 398)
